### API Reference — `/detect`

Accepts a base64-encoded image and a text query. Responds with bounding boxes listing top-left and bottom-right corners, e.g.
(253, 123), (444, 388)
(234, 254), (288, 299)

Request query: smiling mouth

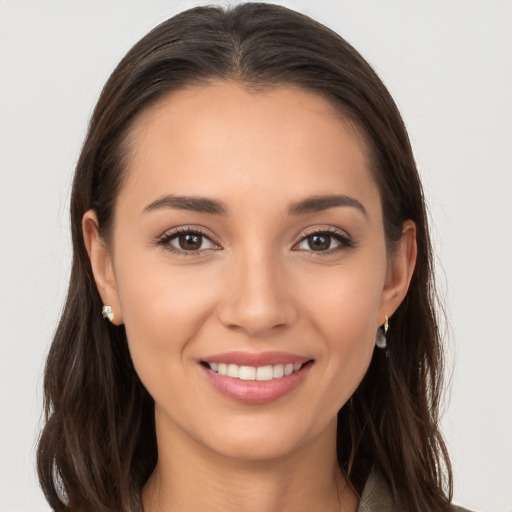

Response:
(200, 355), (314, 404)
(201, 361), (312, 381)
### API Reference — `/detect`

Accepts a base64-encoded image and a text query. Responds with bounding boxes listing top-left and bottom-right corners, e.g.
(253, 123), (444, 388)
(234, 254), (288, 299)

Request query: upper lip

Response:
(201, 351), (312, 367)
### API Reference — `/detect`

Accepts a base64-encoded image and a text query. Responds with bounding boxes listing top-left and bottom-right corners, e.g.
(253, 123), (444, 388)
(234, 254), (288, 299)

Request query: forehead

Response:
(128, 81), (366, 154)
(120, 81), (378, 215)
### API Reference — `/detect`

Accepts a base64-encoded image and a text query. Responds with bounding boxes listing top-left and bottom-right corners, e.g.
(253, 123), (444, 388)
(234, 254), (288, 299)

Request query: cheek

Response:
(113, 256), (218, 387)
(304, 258), (384, 341)
(325, 297), (376, 381)
(302, 262), (383, 400)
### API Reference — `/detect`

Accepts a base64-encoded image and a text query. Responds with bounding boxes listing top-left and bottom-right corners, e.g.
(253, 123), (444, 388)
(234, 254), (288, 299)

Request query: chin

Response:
(210, 435), (300, 462)
(196, 413), (328, 463)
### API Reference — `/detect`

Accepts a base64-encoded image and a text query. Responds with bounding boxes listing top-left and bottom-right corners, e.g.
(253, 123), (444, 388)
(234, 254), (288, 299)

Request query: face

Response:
(85, 82), (414, 462)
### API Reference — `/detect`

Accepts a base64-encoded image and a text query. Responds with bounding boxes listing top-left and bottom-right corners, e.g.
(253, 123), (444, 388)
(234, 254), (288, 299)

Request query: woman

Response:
(37, 3), (470, 511)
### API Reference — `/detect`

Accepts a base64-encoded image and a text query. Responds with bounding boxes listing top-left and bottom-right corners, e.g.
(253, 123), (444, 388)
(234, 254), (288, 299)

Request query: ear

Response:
(379, 220), (417, 323)
(82, 210), (123, 325)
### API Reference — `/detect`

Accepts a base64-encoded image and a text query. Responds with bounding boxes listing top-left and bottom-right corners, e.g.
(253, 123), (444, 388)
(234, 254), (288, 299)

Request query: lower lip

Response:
(201, 362), (312, 405)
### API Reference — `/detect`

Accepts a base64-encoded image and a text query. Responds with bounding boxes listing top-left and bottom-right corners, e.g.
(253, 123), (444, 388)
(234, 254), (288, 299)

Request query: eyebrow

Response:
(288, 194), (367, 217)
(143, 195), (228, 215)
(142, 193), (367, 217)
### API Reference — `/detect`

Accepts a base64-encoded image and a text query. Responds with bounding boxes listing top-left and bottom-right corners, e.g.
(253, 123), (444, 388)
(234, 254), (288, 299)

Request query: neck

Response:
(142, 417), (359, 512)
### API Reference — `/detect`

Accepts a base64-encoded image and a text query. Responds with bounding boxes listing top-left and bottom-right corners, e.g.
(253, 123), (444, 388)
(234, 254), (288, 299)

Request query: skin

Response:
(83, 82), (416, 511)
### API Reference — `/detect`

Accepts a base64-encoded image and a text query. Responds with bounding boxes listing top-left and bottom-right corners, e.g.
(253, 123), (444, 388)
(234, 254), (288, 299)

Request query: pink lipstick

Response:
(200, 351), (313, 405)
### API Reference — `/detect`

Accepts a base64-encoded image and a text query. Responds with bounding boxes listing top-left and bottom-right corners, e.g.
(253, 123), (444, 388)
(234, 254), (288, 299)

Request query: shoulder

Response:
(358, 471), (476, 512)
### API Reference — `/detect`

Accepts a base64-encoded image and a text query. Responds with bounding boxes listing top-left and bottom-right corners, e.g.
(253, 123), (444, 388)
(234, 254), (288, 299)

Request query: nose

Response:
(217, 249), (298, 337)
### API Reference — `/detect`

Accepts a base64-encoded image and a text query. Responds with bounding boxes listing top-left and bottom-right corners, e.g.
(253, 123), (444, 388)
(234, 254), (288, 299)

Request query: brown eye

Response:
(178, 233), (203, 251)
(307, 234), (331, 251)
(159, 229), (219, 254)
(294, 229), (352, 253)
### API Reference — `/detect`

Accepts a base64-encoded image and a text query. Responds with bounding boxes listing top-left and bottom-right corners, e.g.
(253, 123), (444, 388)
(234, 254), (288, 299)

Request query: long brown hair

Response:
(37, 3), (452, 511)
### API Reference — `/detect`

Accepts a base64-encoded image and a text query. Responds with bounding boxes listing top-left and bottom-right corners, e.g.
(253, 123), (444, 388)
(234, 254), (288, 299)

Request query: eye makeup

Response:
(156, 227), (221, 256)
(155, 224), (355, 257)
(292, 226), (354, 253)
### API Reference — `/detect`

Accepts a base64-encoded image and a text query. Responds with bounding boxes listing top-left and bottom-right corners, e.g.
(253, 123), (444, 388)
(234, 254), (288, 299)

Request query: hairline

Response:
(105, 78), (384, 244)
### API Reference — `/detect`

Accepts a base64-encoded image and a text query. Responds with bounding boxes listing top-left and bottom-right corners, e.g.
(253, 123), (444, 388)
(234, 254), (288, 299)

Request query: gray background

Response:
(1, 1), (511, 510)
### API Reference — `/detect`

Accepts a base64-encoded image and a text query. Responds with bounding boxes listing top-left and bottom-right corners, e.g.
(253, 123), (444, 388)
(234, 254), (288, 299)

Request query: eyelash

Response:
(294, 227), (354, 253)
(156, 227), (220, 256)
(156, 226), (354, 256)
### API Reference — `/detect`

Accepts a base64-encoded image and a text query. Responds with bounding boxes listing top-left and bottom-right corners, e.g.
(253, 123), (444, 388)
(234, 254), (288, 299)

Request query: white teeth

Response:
(239, 365), (256, 380)
(227, 364), (239, 378)
(256, 365), (273, 381)
(207, 361), (305, 380)
(273, 364), (284, 378)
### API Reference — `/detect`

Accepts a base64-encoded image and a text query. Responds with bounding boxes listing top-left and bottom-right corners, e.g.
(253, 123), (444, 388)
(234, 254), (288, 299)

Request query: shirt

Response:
(357, 471), (473, 512)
